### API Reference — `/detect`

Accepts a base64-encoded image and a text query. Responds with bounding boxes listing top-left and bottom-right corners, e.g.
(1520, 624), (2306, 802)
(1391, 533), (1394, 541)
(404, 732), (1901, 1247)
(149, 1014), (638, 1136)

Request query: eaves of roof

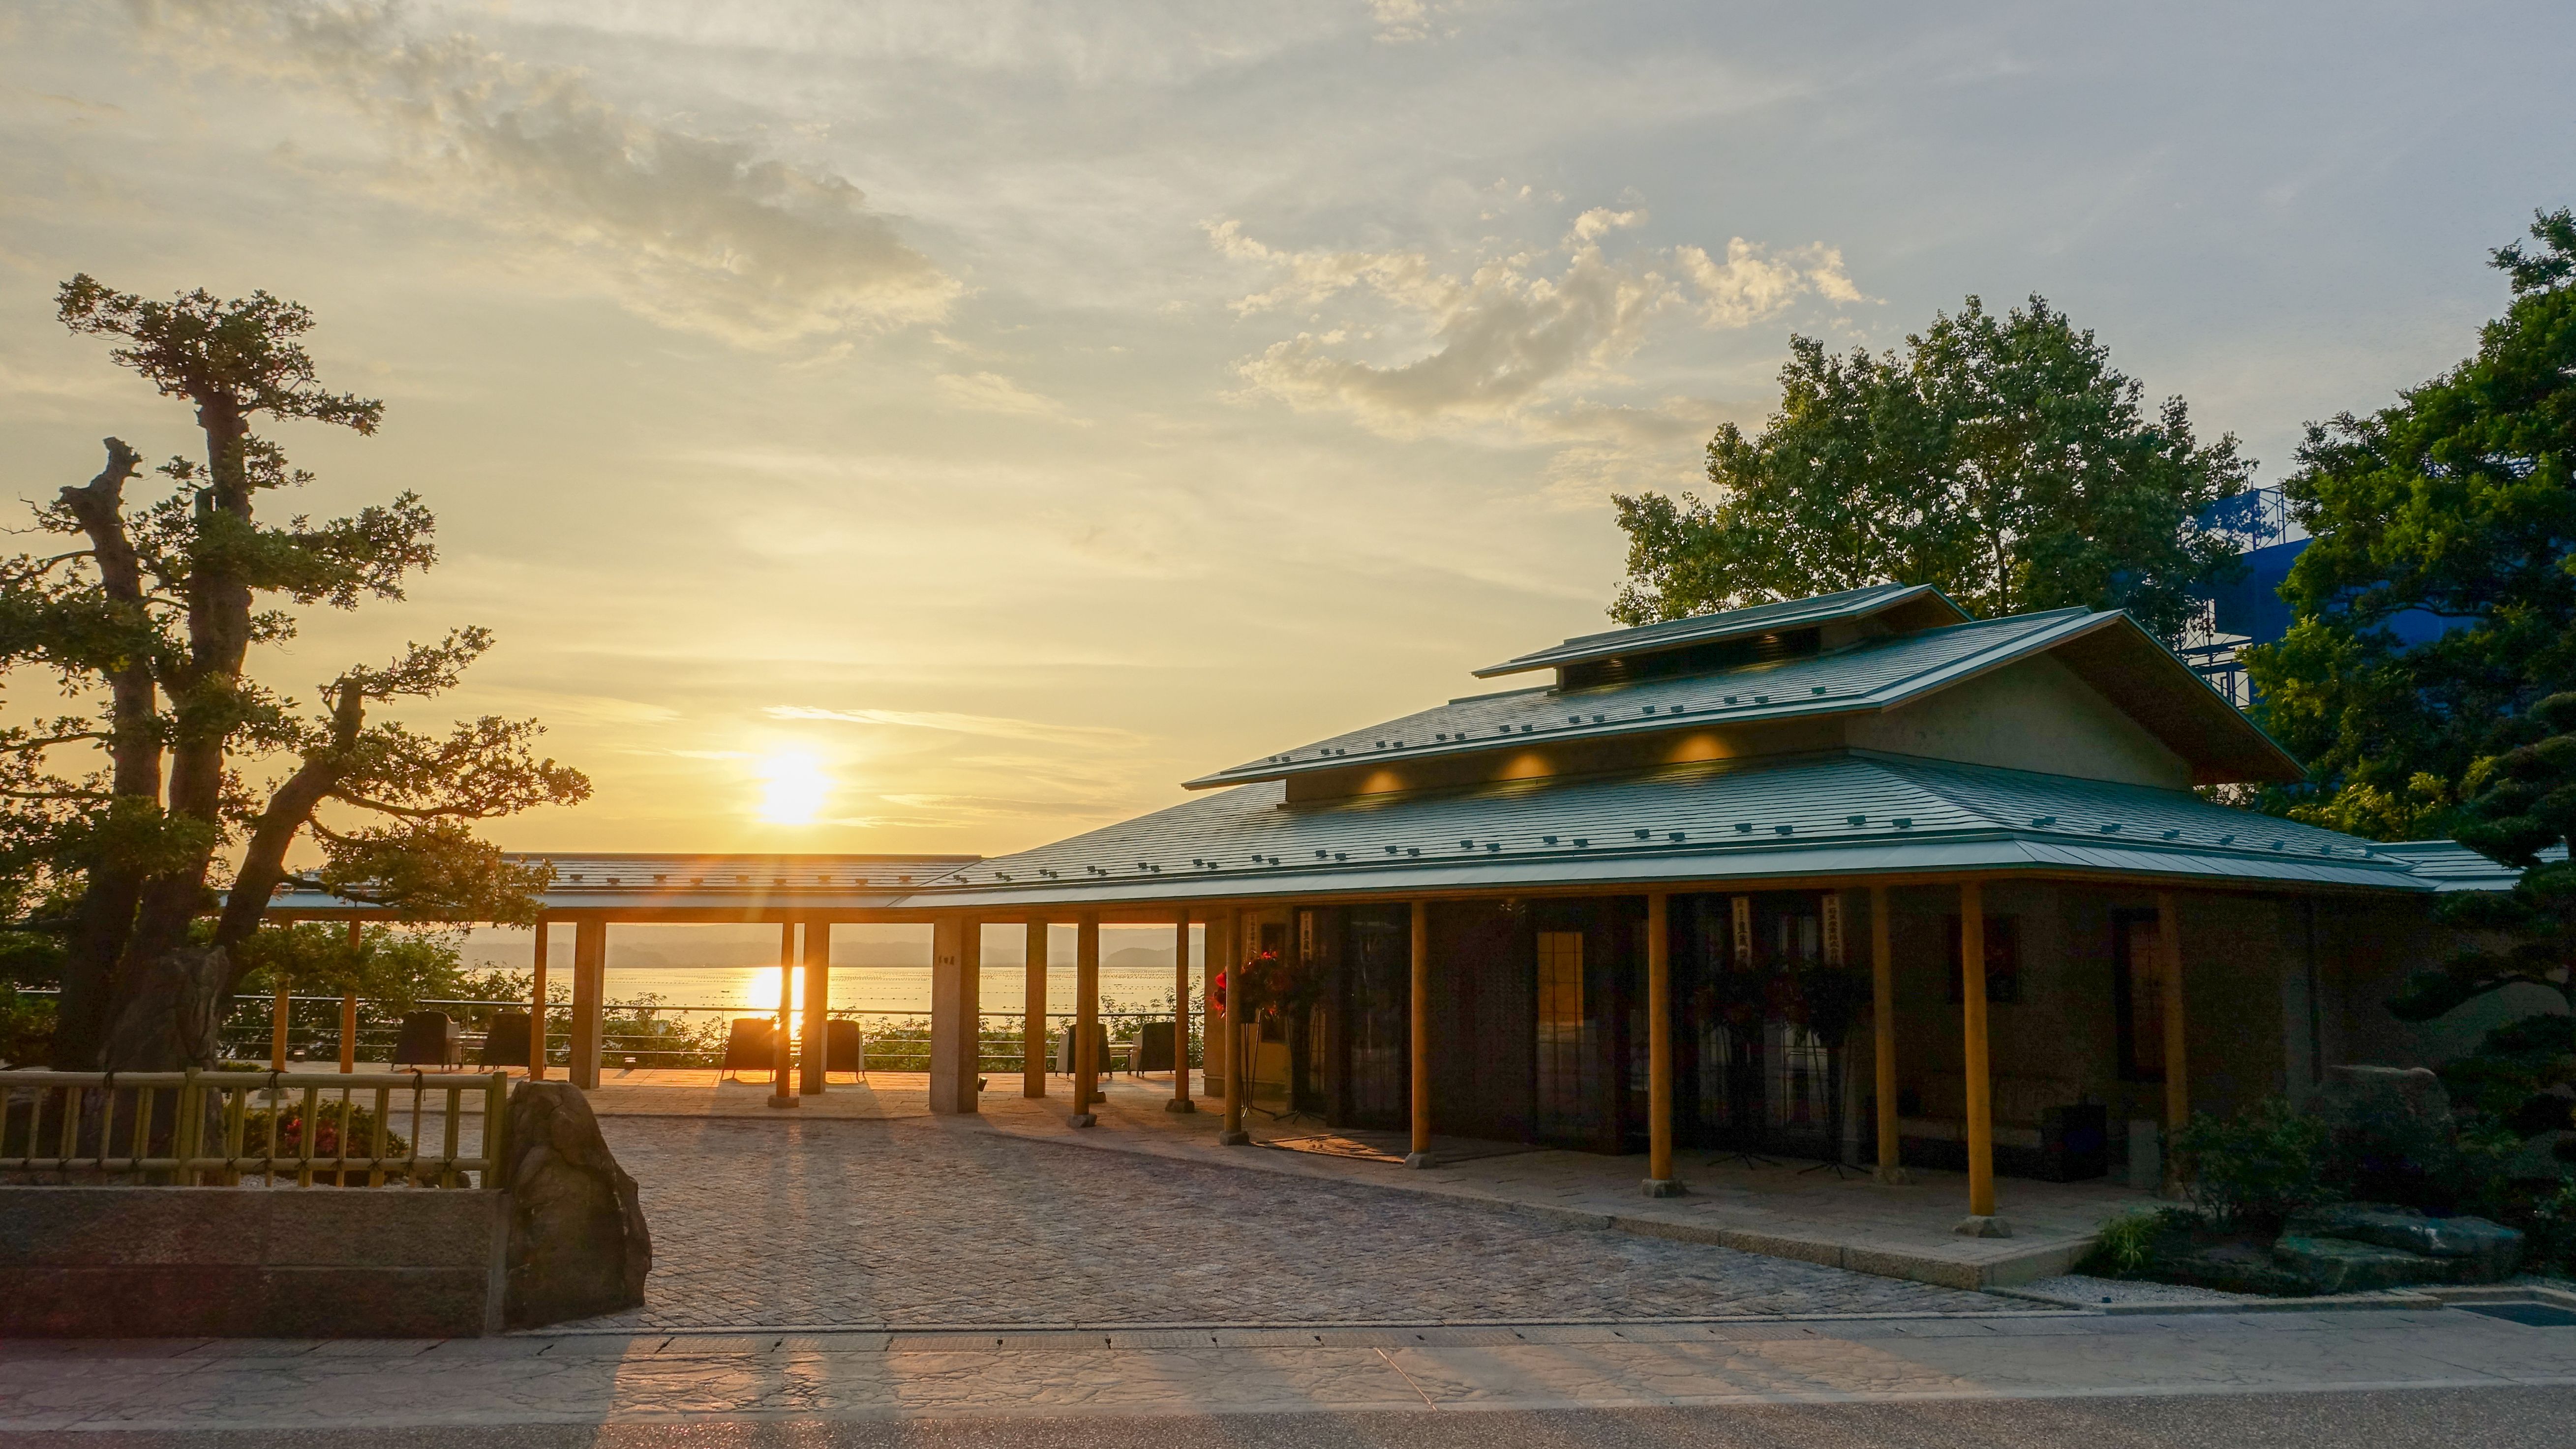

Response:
(923, 750), (2423, 911)
(1472, 582), (1964, 678)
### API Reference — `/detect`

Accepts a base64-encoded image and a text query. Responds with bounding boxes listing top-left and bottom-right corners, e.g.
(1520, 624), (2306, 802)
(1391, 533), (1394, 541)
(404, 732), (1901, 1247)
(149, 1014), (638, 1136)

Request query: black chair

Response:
(479, 1011), (533, 1068)
(722, 1018), (779, 1081)
(393, 1010), (462, 1070)
(1137, 1020), (1178, 1073)
(1054, 1022), (1115, 1075)
(822, 1019), (865, 1079)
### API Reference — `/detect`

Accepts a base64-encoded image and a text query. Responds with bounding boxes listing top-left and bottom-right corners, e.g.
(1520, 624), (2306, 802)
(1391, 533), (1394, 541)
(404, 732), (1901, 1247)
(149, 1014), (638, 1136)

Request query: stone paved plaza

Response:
(583, 1114), (2019, 1330)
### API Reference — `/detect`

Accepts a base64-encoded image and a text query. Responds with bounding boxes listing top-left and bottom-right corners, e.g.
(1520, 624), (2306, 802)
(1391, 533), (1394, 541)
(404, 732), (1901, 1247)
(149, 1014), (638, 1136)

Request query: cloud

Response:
(933, 371), (1090, 425)
(137, 0), (958, 345)
(1212, 210), (1866, 440)
(766, 705), (1145, 748)
(1366, 0), (1462, 45)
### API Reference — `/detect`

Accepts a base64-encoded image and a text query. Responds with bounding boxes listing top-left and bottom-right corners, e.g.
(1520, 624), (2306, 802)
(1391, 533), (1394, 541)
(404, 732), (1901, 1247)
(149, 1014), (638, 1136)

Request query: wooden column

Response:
(528, 919), (550, 1081)
(1217, 908), (1248, 1145)
(768, 923), (798, 1106)
(1870, 884), (1907, 1184)
(569, 918), (607, 1089)
(929, 914), (982, 1115)
(339, 919), (362, 1073)
(1404, 900), (1432, 1169)
(1023, 919), (1049, 1099)
(1072, 913), (1100, 1127)
(1168, 910), (1196, 1113)
(1644, 893), (1680, 1195)
(2158, 888), (2190, 1145)
(799, 920), (831, 1095)
(270, 987), (290, 1070)
(1205, 910), (1230, 1097)
(1957, 881), (2002, 1232)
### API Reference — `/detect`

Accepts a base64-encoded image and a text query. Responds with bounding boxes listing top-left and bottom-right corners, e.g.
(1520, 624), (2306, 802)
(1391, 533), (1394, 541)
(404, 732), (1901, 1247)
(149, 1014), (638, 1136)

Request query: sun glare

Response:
(755, 751), (832, 825)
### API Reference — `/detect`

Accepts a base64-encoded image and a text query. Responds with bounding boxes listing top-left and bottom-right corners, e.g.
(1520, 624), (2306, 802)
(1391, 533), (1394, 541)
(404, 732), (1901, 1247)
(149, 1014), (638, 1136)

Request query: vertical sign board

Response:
(1730, 896), (1754, 967)
(1822, 894), (1846, 967)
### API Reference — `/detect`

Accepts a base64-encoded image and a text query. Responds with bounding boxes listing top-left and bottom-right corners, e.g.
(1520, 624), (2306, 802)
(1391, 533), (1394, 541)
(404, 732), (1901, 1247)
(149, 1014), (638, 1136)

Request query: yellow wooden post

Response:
(270, 988), (290, 1071)
(1023, 919), (1049, 1099)
(527, 918), (549, 1082)
(1072, 912), (1100, 1127)
(799, 919), (831, 1095)
(2158, 888), (2190, 1165)
(1168, 910), (1196, 1113)
(1871, 884), (1907, 1184)
(770, 922), (798, 1108)
(1644, 892), (1680, 1196)
(1957, 881), (2003, 1234)
(1404, 901), (1432, 1169)
(569, 919), (607, 1089)
(1218, 908), (1248, 1145)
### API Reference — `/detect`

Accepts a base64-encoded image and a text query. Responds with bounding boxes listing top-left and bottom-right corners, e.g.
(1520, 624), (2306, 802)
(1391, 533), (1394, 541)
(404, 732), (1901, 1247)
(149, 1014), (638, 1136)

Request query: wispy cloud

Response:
(1212, 208), (1862, 436)
(766, 705), (1146, 748)
(934, 371), (1091, 425)
(137, 0), (958, 345)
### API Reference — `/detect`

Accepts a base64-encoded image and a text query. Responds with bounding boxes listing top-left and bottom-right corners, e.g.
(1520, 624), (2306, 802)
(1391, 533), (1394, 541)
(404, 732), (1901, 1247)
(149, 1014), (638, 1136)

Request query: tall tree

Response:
(2245, 209), (2576, 841)
(0, 277), (589, 1071)
(1611, 296), (2254, 644)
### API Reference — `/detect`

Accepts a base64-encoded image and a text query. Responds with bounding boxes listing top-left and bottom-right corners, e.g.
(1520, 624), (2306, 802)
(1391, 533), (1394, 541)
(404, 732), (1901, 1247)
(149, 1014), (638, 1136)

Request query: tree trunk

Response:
(99, 943), (231, 1071)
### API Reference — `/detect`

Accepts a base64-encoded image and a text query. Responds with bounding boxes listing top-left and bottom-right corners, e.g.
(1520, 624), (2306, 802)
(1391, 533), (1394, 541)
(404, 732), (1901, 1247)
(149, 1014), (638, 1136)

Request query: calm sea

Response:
(459, 922), (1207, 1018)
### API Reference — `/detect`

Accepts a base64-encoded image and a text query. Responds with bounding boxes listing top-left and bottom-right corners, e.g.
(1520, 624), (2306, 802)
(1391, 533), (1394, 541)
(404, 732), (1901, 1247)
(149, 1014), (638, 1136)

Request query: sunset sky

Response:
(4, 1), (2570, 862)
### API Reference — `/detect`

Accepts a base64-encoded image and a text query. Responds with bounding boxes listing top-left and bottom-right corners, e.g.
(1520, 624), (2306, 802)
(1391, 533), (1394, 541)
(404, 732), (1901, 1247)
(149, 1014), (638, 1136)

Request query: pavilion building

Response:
(270, 583), (2512, 1232)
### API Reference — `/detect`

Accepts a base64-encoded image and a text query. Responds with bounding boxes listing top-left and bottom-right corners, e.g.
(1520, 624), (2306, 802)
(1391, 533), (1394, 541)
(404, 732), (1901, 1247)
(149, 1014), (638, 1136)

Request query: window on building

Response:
(2113, 910), (2166, 1082)
(1944, 915), (2022, 1005)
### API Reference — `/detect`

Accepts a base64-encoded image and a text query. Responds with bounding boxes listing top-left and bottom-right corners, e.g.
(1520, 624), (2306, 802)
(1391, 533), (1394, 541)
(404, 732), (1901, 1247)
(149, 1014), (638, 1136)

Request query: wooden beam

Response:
(799, 920), (831, 1096)
(270, 986), (290, 1072)
(1023, 918), (1048, 1099)
(929, 914), (982, 1115)
(1072, 913), (1100, 1128)
(2158, 888), (2190, 1140)
(569, 919), (607, 1089)
(1168, 909), (1195, 1113)
(1958, 881), (2000, 1231)
(1405, 900), (1432, 1169)
(339, 919), (362, 1074)
(1871, 884), (1906, 1184)
(528, 919), (549, 1082)
(770, 922), (798, 1107)
(1644, 892), (1679, 1195)
(1217, 907), (1248, 1146)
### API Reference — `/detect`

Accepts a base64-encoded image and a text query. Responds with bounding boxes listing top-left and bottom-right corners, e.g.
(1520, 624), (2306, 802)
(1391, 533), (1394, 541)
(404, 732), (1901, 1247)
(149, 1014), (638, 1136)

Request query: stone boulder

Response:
(2285, 1202), (2523, 1283)
(501, 1082), (652, 1328)
(2271, 1235), (2448, 1295)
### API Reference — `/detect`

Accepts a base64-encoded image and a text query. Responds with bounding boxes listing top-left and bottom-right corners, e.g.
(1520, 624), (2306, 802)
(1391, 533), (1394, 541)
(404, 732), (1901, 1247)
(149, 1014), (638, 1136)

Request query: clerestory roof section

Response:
(917, 750), (2418, 910)
(1472, 583), (1968, 679)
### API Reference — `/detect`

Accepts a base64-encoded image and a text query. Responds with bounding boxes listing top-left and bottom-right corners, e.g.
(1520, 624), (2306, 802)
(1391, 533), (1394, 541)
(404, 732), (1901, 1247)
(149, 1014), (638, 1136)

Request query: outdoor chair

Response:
(722, 1018), (779, 1081)
(822, 1018), (865, 1079)
(393, 1010), (463, 1070)
(479, 1011), (532, 1069)
(1137, 1020), (1178, 1074)
(1054, 1023), (1125, 1076)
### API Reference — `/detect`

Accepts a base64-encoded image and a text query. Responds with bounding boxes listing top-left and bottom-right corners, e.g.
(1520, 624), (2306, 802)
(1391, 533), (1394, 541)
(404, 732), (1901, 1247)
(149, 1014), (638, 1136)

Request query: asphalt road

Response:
(4, 1386), (2570, 1449)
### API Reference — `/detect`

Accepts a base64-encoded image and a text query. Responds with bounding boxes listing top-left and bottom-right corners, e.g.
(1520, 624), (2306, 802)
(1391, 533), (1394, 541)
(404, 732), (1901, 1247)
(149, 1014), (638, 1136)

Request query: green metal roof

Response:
(1472, 582), (1965, 678)
(920, 749), (2425, 910)
(2368, 840), (2565, 891)
(1195, 607), (2115, 789)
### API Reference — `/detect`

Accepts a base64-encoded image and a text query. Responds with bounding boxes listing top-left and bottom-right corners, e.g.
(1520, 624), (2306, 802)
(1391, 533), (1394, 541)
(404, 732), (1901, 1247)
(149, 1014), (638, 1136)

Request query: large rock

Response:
(2285, 1202), (2524, 1283)
(2271, 1235), (2449, 1295)
(502, 1082), (651, 1328)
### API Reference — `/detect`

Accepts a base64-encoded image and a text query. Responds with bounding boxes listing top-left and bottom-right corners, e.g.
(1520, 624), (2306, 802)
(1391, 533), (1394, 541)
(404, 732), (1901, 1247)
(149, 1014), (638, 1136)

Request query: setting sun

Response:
(754, 751), (832, 825)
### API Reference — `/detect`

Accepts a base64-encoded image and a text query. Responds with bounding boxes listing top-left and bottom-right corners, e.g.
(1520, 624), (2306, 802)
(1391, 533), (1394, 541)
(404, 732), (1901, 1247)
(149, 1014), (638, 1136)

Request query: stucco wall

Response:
(1848, 653), (2194, 789)
(0, 1186), (507, 1338)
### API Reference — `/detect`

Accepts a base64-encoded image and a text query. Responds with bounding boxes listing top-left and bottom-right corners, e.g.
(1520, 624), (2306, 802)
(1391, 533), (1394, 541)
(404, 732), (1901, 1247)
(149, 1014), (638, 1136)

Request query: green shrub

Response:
(2169, 1098), (2332, 1234)
(2086, 1208), (2169, 1276)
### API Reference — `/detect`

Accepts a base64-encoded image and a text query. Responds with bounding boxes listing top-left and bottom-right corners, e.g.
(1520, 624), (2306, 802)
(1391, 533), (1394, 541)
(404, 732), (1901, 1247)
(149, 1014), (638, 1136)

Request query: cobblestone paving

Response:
(586, 1116), (2021, 1330)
